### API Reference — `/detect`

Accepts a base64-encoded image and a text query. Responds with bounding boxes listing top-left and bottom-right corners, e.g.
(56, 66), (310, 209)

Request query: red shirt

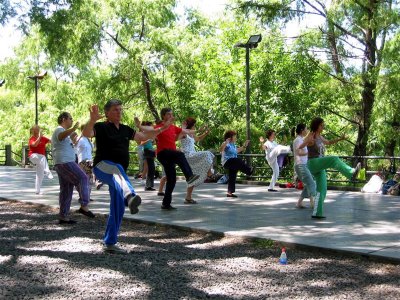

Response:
(28, 136), (50, 157)
(154, 123), (182, 154)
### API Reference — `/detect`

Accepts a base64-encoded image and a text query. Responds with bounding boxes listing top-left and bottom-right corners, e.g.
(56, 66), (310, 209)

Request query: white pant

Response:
(29, 153), (51, 193)
(266, 145), (291, 189)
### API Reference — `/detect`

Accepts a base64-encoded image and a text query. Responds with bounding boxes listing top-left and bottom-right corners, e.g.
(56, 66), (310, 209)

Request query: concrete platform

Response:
(1, 166), (399, 261)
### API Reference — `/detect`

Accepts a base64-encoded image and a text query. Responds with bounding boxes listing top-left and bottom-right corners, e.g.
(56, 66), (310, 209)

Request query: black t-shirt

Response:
(93, 122), (136, 171)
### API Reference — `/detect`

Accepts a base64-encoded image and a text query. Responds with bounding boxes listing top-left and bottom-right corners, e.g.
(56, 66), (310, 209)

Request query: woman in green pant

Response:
(307, 117), (361, 219)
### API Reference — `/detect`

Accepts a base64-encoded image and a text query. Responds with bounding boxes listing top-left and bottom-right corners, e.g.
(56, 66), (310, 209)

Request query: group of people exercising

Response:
(28, 99), (360, 253)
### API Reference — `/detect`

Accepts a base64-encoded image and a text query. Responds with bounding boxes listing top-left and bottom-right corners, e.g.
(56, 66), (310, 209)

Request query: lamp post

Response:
(0, 79), (5, 87)
(28, 71), (47, 125)
(234, 34), (262, 165)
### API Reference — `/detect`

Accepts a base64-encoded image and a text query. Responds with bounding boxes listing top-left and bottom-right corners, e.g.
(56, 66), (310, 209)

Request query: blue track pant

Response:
(93, 160), (136, 245)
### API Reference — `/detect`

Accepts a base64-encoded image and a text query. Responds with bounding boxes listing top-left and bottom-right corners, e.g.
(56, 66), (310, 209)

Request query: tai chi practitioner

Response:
(307, 117), (361, 219)
(137, 108), (199, 210)
(52, 112), (94, 224)
(260, 129), (292, 192)
(178, 117), (214, 204)
(220, 130), (253, 198)
(293, 123), (318, 209)
(83, 100), (169, 253)
(28, 125), (53, 194)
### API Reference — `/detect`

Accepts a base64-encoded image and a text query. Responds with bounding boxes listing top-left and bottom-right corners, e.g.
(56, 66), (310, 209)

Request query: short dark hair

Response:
(295, 123), (307, 135)
(184, 117), (196, 130)
(141, 121), (153, 126)
(57, 112), (70, 125)
(266, 129), (275, 138)
(310, 117), (324, 132)
(104, 99), (122, 112)
(224, 130), (236, 140)
(160, 108), (172, 118)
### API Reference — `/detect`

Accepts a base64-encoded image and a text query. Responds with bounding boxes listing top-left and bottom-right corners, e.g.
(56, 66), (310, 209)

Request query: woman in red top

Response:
(28, 125), (53, 194)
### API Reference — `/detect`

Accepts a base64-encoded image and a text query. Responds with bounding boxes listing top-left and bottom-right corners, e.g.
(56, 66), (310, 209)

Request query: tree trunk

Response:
(142, 68), (160, 123)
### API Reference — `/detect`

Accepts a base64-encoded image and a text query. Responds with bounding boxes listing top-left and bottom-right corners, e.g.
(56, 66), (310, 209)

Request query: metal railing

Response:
(3, 145), (400, 185)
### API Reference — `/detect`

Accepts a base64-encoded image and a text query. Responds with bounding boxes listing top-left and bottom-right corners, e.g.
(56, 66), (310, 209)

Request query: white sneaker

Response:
(103, 244), (128, 254)
(47, 172), (54, 179)
(310, 197), (315, 209)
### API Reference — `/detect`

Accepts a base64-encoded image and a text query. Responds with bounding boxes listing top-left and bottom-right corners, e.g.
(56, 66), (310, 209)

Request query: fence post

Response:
(5, 145), (13, 166)
(22, 145), (29, 166)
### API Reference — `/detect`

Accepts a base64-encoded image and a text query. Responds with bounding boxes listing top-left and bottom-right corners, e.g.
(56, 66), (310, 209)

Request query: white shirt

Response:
(264, 140), (277, 161)
(51, 126), (76, 164)
(293, 135), (308, 165)
(76, 136), (93, 163)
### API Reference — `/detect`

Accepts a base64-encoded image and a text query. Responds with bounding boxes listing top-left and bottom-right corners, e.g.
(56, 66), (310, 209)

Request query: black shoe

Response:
(268, 189), (278, 192)
(77, 208), (95, 218)
(128, 194), (142, 214)
(96, 182), (104, 190)
(351, 162), (361, 181)
(187, 174), (200, 185)
(145, 187), (156, 191)
(59, 219), (77, 225)
(157, 192), (165, 196)
(311, 215), (326, 219)
(161, 205), (177, 210)
(226, 193), (238, 198)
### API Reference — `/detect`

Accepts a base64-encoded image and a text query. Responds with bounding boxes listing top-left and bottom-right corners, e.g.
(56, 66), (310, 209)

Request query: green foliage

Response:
(0, 0), (399, 163)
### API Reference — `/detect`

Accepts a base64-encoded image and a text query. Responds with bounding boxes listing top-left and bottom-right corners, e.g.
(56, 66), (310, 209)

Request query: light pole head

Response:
(234, 34), (262, 49)
(0, 79), (5, 87)
(28, 71), (47, 80)
(37, 71), (47, 79)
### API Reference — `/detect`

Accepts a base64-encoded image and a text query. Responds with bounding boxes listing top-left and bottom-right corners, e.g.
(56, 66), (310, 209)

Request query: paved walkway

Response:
(1, 166), (399, 261)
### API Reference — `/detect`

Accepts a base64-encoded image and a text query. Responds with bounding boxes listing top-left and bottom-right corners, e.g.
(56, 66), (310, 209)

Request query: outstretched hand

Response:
(134, 117), (141, 128)
(259, 136), (265, 143)
(89, 105), (104, 122)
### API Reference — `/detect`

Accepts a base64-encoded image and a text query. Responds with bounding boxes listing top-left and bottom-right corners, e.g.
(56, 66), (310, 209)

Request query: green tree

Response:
(236, 0), (400, 156)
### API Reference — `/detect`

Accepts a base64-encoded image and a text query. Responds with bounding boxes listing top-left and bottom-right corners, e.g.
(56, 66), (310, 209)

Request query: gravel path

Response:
(0, 198), (399, 300)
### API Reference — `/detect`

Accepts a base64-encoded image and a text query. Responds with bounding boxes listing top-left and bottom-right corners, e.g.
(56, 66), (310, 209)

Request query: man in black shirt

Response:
(83, 99), (169, 254)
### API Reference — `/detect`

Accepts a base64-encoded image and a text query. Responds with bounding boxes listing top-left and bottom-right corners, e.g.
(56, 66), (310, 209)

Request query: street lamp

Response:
(0, 79), (5, 87)
(28, 71), (47, 125)
(234, 34), (262, 165)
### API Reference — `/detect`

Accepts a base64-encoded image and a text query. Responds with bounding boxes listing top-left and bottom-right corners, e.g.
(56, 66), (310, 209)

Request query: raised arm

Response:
(322, 134), (346, 145)
(83, 104), (103, 138)
(237, 140), (250, 153)
(30, 131), (42, 147)
(259, 136), (267, 150)
(194, 126), (210, 142)
(58, 122), (80, 141)
(220, 138), (231, 153)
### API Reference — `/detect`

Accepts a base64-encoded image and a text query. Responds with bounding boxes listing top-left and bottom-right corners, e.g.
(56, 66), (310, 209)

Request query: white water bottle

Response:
(279, 247), (287, 265)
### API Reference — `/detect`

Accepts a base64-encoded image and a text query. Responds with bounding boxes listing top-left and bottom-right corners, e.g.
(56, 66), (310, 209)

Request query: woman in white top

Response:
(76, 124), (94, 200)
(260, 129), (292, 192)
(293, 123), (317, 208)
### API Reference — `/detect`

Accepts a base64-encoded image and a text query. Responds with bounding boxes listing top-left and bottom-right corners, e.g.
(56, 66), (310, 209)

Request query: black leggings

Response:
(224, 158), (252, 193)
(157, 149), (193, 206)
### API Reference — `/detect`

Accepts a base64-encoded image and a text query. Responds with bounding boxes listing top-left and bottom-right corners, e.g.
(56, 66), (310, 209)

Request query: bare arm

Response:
(58, 122), (80, 141)
(237, 140), (250, 153)
(30, 133), (42, 147)
(220, 138), (231, 153)
(322, 135), (345, 145)
(83, 104), (104, 138)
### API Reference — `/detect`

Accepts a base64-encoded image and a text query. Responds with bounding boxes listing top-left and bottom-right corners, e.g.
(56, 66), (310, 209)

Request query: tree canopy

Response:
(0, 0), (399, 159)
